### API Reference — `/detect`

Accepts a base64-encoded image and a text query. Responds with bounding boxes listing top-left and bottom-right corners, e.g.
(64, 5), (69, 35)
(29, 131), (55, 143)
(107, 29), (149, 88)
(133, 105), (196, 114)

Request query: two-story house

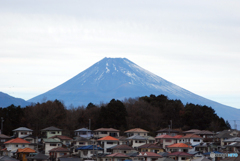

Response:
(74, 128), (92, 138)
(12, 127), (33, 138)
(41, 126), (62, 139)
(4, 138), (31, 156)
(155, 134), (175, 149)
(178, 134), (203, 146)
(156, 128), (180, 137)
(97, 136), (119, 153)
(126, 135), (147, 149)
(94, 128), (119, 139)
(42, 138), (62, 155)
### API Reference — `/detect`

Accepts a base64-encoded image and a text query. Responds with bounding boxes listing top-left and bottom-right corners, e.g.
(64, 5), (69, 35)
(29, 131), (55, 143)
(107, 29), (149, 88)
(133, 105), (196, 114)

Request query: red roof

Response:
(138, 152), (162, 157)
(4, 138), (30, 144)
(167, 143), (192, 148)
(173, 135), (183, 139)
(107, 153), (129, 157)
(168, 152), (193, 156)
(155, 135), (174, 139)
(50, 135), (72, 140)
(98, 136), (119, 141)
(181, 134), (202, 139)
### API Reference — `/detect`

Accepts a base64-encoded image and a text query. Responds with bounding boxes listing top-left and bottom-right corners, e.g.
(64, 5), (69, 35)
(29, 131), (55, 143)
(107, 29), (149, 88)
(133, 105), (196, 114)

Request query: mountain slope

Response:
(28, 57), (240, 122)
(0, 92), (30, 108)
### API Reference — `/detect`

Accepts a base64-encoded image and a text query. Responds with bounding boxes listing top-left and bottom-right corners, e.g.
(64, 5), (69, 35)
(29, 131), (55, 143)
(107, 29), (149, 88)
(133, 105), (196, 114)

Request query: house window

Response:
(193, 139), (200, 142)
(107, 142), (113, 144)
(22, 144), (25, 147)
(165, 139), (172, 142)
(51, 132), (56, 134)
(1, 139), (5, 142)
(101, 131), (107, 134)
(182, 157), (186, 160)
(60, 153), (64, 156)
(50, 144), (57, 146)
(15, 145), (18, 147)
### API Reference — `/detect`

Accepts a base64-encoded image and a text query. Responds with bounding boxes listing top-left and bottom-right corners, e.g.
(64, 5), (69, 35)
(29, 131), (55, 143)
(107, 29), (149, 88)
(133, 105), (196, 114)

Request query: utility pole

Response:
(1, 117), (4, 134)
(170, 120), (172, 130)
(89, 119), (91, 130)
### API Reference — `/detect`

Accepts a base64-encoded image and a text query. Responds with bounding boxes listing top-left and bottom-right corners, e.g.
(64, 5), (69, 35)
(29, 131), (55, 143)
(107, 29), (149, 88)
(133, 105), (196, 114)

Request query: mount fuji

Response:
(28, 57), (240, 122)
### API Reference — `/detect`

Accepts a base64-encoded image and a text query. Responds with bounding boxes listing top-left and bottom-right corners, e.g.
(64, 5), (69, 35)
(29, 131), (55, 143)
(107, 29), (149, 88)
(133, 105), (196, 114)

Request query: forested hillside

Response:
(0, 94), (230, 136)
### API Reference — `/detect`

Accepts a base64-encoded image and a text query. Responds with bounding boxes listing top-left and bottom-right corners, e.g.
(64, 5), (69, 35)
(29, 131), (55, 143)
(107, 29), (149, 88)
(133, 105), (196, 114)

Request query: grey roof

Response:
(188, 151), (200, 155)
(126, 152), (139, 157)
(214, 130), (235, 139)
(74, 136), (90, 142)
(194, 130), (215, 135)
(41, 126), (62, 131)
(226, 142), (240, 147)
(116, 136), (127, 141)
(43, 138), (62, 143)
(143, 136), (155, 140)
(12, 127), (33, 132)
(158, 152), (169, 157)
(0, 156), (19, 161)
(223, 137), (240, 142)
(158, 157), (175, 161)
(127, 135), (147, 140)
(0, 134), (11, 139)
(74, 128), (92, 132)
(27, 153), (49, 160)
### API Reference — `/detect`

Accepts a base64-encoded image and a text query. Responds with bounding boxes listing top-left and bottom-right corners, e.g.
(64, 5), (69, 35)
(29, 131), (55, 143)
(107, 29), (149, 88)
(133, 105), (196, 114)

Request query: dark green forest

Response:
(0, 94), (230, 137)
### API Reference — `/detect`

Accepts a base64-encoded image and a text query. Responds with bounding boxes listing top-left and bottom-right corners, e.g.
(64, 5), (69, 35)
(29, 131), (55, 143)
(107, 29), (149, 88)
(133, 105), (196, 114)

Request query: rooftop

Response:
(181, 134), (202, 139)
(74, 128), (92, 132)
(4, 138), (30, 144)
(124, 128), (148, 133)
(168, 152), (193, 156)
(50, 135), (72, 140)
(13, 127), (33, 132)
(41, 126), (62, 131)
(17, 147), (36, 153)
(94, 128), (119, 132)
(155, 134), (174, 139)
(167, 143), (192, 148)
(49, 147), (70, 152)
(98, 136), (119, 141)
(107, 153), (129, 158)
(138, 152), (162, 157)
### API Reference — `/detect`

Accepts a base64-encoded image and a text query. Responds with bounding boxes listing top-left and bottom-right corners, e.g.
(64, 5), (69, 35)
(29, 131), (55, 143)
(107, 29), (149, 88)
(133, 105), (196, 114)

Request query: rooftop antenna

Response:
(1, 117), (3, 134)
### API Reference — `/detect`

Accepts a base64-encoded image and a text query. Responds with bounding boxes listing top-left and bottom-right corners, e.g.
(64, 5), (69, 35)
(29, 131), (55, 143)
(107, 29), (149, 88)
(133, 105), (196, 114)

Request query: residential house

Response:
(156, 129), (180, 137)
(166, 143), (192, 153)
(158, 157), (175, 161)
(0, 134), (11, 149)
(4, 138), (31, 157)
(20, 135), (38, 151)
(213, 130), (234, 147)
(42, 138), (62, 156)
(195, 143), (212, 153)
(76, 145), (103, 159)
(168, 152), (193, 161)
(27, 153), (49, 161)
(106, 153), (130, 161)
(109, 144), (135, 154)
(71, 136), (90, 154)
(49, 147), (70, 161)
(17, 147), (36, 161)
(12, 127), (33, 138)
(223, 137), (240, 153)
(97, 136), (119, 153)
(178, 134), (203, 146)
(137, 152), (162, 161)
(126, 135), (147, 149)
(49, 135), (72, 147)
(74, 128), (92, 138)
(155, 135), (175, 149)
(172, 135), (183, 144)
(124, 128), (149, 137)
(138, 143), (164, 153)
(94, 128), (119, 139)
(41, 126), (62, 139)
(194, 130), (215, 139)
(116, 136), (128, 145)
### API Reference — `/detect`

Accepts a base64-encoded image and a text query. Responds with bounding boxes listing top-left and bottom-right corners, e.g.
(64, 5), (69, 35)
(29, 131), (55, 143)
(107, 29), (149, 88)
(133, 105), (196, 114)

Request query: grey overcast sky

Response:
(0, 0), (240, 108)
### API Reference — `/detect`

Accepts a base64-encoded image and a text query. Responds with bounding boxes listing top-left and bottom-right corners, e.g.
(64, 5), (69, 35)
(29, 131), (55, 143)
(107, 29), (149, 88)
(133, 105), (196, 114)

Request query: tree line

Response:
(0, 94), (231, 137)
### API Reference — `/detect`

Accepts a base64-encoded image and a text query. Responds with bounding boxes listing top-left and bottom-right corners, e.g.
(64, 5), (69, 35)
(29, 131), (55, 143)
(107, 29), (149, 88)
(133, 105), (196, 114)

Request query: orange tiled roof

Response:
(155, 135), (174, 139)
(17, 147), (36, 153)
(4, 138), (30, 144)
(124, 128), (149, 133)
(98, 136), (119, 141)
(181, 134), (202, 139)
(167, 143), (192, 148)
